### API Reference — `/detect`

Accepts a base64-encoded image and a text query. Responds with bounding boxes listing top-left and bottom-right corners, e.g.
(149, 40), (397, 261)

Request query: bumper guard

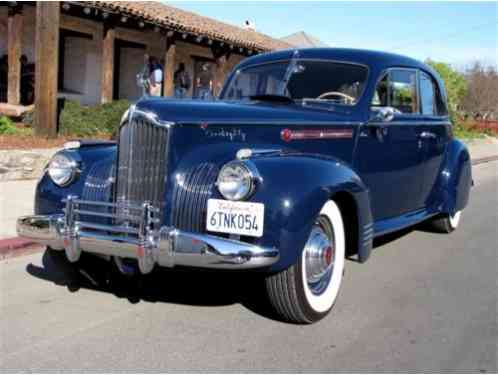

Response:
(17, 196), (279, 274)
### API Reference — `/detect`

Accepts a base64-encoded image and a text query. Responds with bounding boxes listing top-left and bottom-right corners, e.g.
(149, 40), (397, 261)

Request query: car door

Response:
(418, 70), (450, 206)
(355, 68), (426, 222)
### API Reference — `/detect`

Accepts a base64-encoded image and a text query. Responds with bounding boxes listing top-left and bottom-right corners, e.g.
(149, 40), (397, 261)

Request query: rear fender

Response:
(249, 155), (373, 272)
(438, 139), (472, 214)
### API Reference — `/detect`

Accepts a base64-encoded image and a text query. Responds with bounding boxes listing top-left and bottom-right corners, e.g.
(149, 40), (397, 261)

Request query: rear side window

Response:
(433, 78), (448, 116)
(371, 69), (419, 114)
(420, 72), (436, 115)
(389, 70), (419, 114)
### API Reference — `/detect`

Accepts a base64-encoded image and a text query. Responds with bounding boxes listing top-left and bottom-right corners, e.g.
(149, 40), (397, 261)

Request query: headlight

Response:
(47, 152), (79, 187)
(216, 161), (260, 201)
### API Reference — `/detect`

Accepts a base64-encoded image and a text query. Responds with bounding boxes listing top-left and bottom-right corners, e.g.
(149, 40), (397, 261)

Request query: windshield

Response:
(220, 59), (368, 106)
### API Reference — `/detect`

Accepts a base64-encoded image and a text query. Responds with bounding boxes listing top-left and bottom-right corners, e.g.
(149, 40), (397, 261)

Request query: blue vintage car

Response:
(17, 48), (472, 324)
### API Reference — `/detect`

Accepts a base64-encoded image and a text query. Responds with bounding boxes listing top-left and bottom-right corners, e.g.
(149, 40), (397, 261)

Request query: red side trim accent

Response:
(281, 128), (353, 142)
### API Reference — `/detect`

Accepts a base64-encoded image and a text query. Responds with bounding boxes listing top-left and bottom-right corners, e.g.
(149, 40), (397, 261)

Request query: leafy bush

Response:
(425, 59), (468, 126)
(59, 99), (130, 137)
(0, 116), (18, 135)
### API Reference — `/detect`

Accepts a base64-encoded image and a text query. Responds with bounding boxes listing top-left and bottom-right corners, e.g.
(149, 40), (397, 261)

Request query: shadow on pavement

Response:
(26, 248), (281, 321)
(25, 225), (426, 322)
(372, 227), (414, 248)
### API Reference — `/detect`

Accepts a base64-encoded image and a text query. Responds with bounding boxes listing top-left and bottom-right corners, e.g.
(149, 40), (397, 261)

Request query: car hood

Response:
(134, 98), (364, 125)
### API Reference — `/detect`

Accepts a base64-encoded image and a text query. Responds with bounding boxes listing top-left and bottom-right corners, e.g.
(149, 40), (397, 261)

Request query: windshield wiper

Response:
(248, 94), (294, 103)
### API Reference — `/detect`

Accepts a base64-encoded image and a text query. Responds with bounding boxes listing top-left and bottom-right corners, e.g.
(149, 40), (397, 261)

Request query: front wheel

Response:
(265, 200), (345, 324)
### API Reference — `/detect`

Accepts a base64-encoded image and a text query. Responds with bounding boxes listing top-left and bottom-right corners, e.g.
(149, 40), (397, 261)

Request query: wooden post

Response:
(213, 55), (228, 97)
(34, 2), (60, 138)
(162, 38), (175, 97)
(211, 45), (231, 98)
(7, 6), (23, 105)
(101, 24), (115, 103)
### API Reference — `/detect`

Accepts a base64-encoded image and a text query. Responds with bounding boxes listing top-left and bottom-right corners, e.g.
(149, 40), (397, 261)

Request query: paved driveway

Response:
(0, 161), (496, 372)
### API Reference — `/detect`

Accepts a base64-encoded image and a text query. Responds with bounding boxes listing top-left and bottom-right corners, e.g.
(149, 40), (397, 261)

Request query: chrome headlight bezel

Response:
(216, 160), (261, 201)
(47, 151), (80, 187)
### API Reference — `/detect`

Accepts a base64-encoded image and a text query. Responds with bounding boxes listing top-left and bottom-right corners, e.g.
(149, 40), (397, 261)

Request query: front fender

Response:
(35, 144), (117, 216)
(250, 155), (373, 272)
(438, 139), (472, 214)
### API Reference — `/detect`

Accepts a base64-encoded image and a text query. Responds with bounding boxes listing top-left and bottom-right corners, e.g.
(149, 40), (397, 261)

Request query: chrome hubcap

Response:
(304, 220), (335, 296)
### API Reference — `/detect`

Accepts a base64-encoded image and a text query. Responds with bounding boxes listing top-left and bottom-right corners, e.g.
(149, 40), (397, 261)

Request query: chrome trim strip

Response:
(236, 148), (282, 160)
(74, 209), (142, 222)
(77, 221), (139, 235)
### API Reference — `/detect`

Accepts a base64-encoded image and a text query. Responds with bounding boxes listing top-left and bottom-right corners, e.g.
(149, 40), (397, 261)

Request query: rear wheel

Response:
(265, 200), (345, 324)
(429, 210), (462, 233)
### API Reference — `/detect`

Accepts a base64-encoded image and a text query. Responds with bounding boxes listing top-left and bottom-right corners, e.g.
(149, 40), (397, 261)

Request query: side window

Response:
(420, 71), (436, 115)
(371, 73), (388, 106)
(389, 70), (419, 114)
(371, 70), (419, 114)
(434, 80), (448, 116)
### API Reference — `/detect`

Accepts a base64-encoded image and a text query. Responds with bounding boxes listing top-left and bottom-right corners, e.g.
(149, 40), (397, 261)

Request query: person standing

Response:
(196, 63), (213, 100)
(148, 56), (163, 97)
(136, 53), (150, 97)
(173, 63), (191, 99)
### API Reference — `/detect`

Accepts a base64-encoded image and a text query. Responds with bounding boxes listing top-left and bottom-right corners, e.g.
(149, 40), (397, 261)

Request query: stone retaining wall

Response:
(0, 148), (60, 181)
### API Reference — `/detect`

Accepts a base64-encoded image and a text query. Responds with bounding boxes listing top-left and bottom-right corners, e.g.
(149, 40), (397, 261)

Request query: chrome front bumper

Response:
(17, 197), (278, 274)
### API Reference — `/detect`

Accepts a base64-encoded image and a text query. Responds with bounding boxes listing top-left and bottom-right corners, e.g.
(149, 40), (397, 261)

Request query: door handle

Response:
(419, 131), (437, 139)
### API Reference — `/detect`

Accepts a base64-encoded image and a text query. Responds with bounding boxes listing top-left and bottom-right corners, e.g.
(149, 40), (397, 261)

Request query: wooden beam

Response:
(162, 38), (175, 97)
(212, 54), (229, 98)
(101, 24), (115, 103)
(7, 6), (22, 105)
(61, 14), (101, 40)
(210, 44), (231, 61)
(34, 2), (59, 138)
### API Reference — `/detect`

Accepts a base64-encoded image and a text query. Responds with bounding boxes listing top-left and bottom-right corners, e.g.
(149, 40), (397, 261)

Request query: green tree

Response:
(425, 59), (468, 116)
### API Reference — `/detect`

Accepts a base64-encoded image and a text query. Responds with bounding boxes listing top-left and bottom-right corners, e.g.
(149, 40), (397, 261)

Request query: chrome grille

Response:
(116, 113), (169, 219)
(81, 156), (115, 225)
(172, 162), (219, 232)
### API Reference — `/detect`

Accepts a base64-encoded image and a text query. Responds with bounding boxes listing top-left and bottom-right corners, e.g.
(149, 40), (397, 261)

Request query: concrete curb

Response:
(0, 238), (43, 261)
(0, 237), (35, 252)
(472, 155), (498, 166)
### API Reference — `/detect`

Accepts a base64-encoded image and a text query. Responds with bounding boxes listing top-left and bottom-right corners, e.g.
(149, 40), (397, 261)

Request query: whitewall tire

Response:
(265, 200), (345, 324)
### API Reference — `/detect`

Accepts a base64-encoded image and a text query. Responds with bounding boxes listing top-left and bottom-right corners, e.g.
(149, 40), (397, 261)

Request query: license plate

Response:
(206, 199), (264, 237)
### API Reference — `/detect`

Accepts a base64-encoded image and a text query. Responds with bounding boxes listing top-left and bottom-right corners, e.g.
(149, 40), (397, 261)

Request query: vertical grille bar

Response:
(172, 163), (219, 233)
(116, 113), (169, 222)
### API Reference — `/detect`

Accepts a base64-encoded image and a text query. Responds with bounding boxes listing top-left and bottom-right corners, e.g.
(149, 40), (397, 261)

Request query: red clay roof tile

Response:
(77, 1), (291, 51)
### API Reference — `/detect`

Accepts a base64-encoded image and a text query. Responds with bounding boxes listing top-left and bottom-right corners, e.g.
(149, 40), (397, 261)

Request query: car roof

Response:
(237, 47), (430, 72)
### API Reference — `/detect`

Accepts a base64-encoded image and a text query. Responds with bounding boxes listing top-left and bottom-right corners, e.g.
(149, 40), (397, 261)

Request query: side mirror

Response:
(370, 107), (395, 123)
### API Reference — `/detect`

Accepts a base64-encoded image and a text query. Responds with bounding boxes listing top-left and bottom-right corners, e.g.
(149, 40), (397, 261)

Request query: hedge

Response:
(0, 116), (17, 135)
(59, 99), (130, 137)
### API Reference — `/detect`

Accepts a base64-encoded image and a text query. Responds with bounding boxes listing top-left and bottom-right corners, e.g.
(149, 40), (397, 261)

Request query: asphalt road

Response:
(1, 161), (496, 372)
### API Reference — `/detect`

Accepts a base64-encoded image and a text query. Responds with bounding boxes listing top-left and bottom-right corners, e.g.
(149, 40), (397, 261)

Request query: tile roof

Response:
(76, 1), (291, 52)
